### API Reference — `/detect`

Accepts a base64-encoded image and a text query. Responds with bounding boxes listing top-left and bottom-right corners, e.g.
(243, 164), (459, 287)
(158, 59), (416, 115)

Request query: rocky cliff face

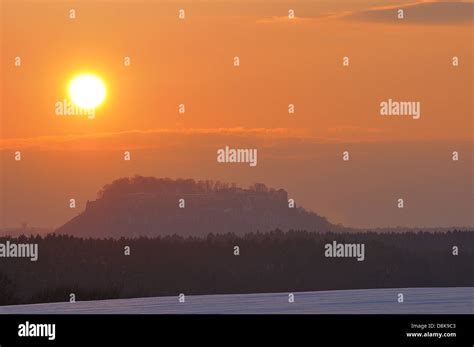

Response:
(55, 176), (334, 237)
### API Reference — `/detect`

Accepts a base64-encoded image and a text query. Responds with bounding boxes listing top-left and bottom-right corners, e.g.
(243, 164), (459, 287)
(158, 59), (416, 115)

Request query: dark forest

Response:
(0, 230), (472, 305)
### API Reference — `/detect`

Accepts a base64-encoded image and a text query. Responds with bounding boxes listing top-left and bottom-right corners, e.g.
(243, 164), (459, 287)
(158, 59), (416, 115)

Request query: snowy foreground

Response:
(0, 287), (472, 314)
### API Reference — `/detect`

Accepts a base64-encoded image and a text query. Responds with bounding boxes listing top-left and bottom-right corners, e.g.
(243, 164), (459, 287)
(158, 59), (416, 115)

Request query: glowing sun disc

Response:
(69, 74), (106, 109)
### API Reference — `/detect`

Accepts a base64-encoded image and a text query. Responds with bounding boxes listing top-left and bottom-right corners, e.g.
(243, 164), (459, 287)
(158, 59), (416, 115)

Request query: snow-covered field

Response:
(0, 287), (472, 314)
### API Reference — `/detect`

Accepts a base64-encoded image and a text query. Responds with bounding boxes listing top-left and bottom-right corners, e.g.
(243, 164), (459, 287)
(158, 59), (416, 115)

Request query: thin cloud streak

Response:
(0, 127), (396, 151)
(344, 1), (474, 25)
(256, 1), (474, 25)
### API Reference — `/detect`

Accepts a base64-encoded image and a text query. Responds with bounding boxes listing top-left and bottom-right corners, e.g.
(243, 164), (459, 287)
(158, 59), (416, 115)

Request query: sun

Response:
(69, 74), (106, 109)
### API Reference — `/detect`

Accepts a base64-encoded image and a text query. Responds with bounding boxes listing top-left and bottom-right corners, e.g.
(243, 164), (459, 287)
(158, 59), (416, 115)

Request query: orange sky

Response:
(0, 0), (472, 229)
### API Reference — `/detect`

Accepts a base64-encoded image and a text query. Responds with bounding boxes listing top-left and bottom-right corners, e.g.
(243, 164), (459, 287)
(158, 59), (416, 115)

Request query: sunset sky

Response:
(0, 0), (472, 230)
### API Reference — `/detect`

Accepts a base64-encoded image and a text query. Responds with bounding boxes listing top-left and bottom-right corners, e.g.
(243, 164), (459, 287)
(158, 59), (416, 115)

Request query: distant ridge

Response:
(55, 176), (335, 238)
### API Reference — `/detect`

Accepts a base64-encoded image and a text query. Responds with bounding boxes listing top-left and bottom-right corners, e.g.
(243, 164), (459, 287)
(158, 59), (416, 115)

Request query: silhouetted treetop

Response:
(97, 176), (277, 199)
